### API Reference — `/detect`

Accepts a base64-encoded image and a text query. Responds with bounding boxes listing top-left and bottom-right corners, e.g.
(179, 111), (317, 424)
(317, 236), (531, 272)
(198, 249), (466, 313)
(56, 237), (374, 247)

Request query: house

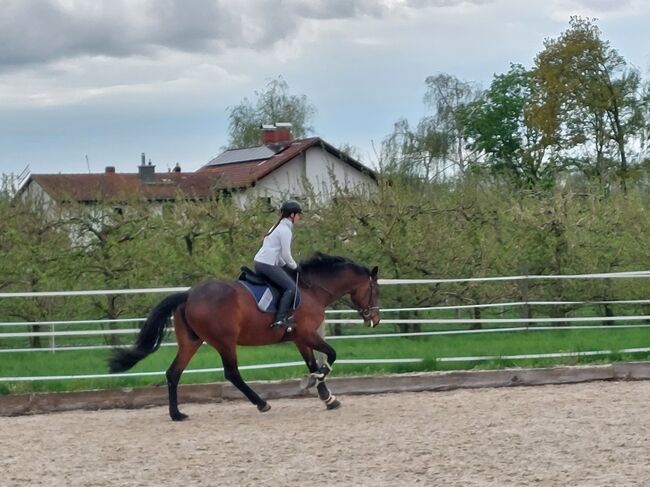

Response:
(17, 124), (377, 211)
(199, 123), (377, 207)
(17, 157), (225, 218)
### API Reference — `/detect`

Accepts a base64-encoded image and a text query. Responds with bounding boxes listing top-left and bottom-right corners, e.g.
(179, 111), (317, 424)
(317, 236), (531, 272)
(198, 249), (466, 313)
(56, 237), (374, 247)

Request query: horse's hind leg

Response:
(167, 308), (202, 421)
(213, 343), (271, 413)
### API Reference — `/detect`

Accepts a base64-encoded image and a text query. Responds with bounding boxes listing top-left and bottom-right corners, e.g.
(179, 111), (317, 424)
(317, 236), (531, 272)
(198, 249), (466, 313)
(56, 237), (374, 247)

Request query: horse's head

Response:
(350, 266), (380, 327)
(299, 253), (381, 327)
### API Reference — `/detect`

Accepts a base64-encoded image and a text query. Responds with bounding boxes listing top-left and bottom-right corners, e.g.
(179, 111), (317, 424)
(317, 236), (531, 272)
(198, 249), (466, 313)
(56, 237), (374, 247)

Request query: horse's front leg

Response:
(295, 340), (340, 410)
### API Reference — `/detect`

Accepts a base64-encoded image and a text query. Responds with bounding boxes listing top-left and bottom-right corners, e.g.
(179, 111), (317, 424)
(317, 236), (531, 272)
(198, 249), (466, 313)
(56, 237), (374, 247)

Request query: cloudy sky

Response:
(1, 0), (649, 177)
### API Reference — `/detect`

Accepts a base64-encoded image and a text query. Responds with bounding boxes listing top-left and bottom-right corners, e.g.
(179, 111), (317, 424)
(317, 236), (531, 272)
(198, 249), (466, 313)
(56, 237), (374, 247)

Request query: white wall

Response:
(255, 153), (307, 198)
(236, 154), (307, 208)
(19, 181), (59, 219)
(234, 147), (375, 207)
(304, 146), (375, 197)
(19, 181), (50, 205)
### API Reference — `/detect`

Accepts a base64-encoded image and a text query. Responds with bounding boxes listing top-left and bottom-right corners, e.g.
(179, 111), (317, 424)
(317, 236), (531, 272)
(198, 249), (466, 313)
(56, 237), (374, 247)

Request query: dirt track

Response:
(1, 381), (649, 486)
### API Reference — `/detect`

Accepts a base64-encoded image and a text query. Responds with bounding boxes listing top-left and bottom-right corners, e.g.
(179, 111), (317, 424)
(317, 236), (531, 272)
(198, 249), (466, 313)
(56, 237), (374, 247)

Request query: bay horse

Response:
(108, 252), (380, 420)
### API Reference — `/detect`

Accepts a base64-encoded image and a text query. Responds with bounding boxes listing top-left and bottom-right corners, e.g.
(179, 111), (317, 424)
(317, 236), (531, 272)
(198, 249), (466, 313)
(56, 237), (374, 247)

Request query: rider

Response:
(253, 199), (302, 329)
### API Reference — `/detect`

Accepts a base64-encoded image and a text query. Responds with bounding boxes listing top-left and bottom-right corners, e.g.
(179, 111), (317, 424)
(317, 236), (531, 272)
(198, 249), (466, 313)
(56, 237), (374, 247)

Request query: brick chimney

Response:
(275, 122), (292, 144)
(261, 122), (292, 147)
(261, 124), (277, 145)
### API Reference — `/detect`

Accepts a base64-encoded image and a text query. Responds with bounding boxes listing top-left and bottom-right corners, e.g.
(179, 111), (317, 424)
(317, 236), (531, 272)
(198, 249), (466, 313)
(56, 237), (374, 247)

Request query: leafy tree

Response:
(226, 76), (316, 148)
(0, 197), (73, 347)
(379, 118), (450, 181)
(530, 17), (645, 191)
(423, 73), (481, 175)
(380, 74), (479, 181)
(459, 64), (552, 188)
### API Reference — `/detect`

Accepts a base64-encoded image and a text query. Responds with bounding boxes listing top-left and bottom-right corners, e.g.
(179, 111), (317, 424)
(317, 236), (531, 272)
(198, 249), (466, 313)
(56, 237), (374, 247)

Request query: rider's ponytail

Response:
(261, 216), (284, 244)
(260, 201), (301, 244)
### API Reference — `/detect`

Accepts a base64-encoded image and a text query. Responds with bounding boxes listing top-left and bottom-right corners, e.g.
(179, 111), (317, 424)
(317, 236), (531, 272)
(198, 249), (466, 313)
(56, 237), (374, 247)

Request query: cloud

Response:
(550, 0), (643, 19)
(0, 0), (233, 68)
(0, 0), (491, 70)
(0, 50), (247, 107)
(556, 0), (633, 12)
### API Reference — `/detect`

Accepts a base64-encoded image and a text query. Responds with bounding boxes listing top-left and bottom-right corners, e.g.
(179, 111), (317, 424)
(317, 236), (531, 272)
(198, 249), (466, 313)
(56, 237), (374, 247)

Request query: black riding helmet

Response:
(280, 200), (303, 215)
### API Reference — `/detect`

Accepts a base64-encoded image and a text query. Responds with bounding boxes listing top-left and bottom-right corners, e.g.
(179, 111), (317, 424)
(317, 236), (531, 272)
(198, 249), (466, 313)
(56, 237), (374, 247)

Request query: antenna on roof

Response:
(15, 164), (30, 192)
(85, 154), (91, 173)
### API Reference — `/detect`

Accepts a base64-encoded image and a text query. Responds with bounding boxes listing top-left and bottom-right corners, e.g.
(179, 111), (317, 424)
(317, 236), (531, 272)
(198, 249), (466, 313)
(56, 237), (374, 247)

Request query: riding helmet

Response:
(281, 200), (303, 214)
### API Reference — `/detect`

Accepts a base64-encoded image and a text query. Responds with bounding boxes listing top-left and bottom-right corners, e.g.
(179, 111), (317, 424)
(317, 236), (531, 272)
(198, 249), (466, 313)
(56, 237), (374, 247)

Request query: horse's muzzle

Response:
(366, 317), (380, 328)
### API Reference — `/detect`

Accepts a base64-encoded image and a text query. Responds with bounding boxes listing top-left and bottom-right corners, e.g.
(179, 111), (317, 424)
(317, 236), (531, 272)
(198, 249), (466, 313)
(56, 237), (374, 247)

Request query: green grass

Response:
(2, 323), (650, 395)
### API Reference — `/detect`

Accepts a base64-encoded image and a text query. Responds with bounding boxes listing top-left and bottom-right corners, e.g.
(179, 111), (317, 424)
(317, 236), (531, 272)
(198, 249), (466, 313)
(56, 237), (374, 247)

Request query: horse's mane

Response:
(299, 252), (369, 277)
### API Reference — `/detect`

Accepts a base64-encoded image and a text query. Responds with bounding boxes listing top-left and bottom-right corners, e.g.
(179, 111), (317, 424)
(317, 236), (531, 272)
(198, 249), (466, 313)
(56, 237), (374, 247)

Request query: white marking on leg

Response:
(314, 361), (332, 380)
(325, 394), (337, 405)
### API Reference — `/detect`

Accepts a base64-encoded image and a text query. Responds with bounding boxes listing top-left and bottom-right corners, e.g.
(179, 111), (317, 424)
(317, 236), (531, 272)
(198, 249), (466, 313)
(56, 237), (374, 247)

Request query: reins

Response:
(301, 272), (378, 320)
(348, 276), (380, 320)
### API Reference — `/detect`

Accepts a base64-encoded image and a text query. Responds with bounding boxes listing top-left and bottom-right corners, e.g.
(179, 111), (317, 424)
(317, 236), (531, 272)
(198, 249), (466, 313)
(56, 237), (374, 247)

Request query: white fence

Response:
(1, 270), (650, 382)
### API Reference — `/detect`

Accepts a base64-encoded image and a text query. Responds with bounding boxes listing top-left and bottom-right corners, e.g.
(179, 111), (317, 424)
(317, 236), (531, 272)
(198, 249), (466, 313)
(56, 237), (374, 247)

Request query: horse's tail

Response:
(108, 291), (189, 373)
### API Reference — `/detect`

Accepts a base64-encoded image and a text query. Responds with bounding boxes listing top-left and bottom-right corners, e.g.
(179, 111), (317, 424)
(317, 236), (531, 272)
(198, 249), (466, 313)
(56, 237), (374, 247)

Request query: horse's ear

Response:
(371, 266), (379, 278)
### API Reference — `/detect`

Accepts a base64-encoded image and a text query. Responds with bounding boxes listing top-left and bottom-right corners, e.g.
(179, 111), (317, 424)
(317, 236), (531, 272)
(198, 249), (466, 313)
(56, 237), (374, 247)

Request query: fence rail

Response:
(1, 269), (649, 299)
(2, 270), (649, 383)
(2, 298), (650, 327)
(4, 324), (650, 354)
(2, 315), (650, 340)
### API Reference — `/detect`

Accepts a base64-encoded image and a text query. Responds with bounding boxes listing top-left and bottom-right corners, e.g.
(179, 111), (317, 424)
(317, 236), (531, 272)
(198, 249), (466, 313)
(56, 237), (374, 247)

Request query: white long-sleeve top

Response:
(254, 218), (298, 269)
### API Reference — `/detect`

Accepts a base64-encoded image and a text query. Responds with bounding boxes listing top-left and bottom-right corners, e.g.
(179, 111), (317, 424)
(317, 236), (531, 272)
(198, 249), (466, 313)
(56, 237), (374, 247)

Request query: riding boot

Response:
(272, 291), (295, 329)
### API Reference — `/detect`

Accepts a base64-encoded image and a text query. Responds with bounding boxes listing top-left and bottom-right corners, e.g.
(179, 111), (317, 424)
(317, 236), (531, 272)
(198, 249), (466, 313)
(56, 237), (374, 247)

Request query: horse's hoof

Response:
(326, 398), (341, 410)
(258, 403), (271, 413)
(300, 374), (318, 390)
(170, 412), (189, 421)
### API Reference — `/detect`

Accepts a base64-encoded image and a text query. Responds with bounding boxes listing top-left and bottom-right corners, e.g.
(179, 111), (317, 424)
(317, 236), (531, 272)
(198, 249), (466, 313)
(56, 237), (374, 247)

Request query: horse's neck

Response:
(304, 271), (359, 307)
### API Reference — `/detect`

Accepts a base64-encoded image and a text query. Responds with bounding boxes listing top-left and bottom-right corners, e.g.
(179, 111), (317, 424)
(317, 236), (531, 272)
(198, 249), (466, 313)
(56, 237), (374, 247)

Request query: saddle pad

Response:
(239, 280), (301, 313)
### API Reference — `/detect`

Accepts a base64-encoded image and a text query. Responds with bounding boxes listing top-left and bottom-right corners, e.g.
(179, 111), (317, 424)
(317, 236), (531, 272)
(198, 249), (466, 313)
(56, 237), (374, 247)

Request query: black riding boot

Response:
(272, 291), (295, 329)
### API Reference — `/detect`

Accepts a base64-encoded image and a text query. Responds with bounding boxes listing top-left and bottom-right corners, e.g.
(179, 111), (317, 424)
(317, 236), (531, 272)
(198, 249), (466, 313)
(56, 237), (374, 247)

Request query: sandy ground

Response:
(1, 381), (649, 487)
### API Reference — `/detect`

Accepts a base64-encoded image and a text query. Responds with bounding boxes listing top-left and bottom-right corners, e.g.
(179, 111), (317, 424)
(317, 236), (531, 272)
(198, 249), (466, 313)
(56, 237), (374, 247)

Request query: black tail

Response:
(108, 291), (189, 373)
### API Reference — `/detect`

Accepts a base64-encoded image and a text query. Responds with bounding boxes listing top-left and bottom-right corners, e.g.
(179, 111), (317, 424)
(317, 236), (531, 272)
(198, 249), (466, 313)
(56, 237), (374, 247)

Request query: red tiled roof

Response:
(23, 137), (376, 203)
(26, 172), (225, 202)
(198, 137), (376, 187)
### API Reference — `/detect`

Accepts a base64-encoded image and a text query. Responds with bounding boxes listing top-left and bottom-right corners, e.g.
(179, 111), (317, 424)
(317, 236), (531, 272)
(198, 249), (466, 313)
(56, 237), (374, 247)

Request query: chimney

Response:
(261, 124), (277, 145)
(138, 153), (155, 183)
(173, 163), (181, 173)
(261, 122), (292, 148)
(105, 166), (116, 173)
(275, 122), (292, 144)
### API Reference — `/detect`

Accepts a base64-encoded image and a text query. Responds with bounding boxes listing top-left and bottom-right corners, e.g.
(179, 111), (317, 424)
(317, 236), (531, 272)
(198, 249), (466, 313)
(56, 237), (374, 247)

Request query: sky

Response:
(1, 0), (649, 179)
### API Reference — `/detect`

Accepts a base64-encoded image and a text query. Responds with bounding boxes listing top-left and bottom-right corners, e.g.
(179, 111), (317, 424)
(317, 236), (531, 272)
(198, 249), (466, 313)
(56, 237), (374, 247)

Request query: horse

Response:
(108, 252), (380, 420)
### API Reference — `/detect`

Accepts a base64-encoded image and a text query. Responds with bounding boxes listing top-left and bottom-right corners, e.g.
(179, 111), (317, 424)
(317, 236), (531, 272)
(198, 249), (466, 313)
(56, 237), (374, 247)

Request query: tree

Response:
(226, 76), (316, 148)
(0, 196), (73, 348)
(423, 73), (481, 175)
(380, 74), (480, 181)
(530, 17), (645, 191)
(459, 64), (552, 188)
(379, 118), (451, 181)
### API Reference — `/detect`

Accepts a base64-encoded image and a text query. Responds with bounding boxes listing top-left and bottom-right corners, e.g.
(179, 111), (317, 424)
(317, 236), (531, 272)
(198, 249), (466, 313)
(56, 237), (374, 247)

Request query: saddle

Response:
(238, 266), (272, 286)
(238, 266), (300, 313)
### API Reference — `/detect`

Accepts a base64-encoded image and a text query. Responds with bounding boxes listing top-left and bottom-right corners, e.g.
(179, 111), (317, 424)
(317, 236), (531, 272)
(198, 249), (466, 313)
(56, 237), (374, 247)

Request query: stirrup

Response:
(271, 316), (294, 329)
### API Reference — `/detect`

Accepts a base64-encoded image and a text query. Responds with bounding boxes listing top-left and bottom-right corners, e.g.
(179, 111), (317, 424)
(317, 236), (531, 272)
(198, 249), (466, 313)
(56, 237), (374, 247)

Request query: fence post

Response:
(519, 262), (531, 324)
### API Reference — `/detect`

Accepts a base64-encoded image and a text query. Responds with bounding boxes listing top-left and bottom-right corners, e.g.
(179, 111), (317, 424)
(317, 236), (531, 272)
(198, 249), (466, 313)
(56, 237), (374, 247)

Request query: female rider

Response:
(253, 200), (302, 329)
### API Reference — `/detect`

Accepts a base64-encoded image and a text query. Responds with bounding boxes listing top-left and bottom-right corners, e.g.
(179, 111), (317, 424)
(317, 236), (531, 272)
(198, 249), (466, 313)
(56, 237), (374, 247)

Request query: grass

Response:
(2, 322), (650, 395)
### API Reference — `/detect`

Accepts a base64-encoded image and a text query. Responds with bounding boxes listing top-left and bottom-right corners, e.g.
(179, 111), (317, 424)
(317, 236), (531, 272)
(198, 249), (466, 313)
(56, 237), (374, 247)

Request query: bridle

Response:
(350, 276), (380, 321)
(300, 273), (379, 321)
